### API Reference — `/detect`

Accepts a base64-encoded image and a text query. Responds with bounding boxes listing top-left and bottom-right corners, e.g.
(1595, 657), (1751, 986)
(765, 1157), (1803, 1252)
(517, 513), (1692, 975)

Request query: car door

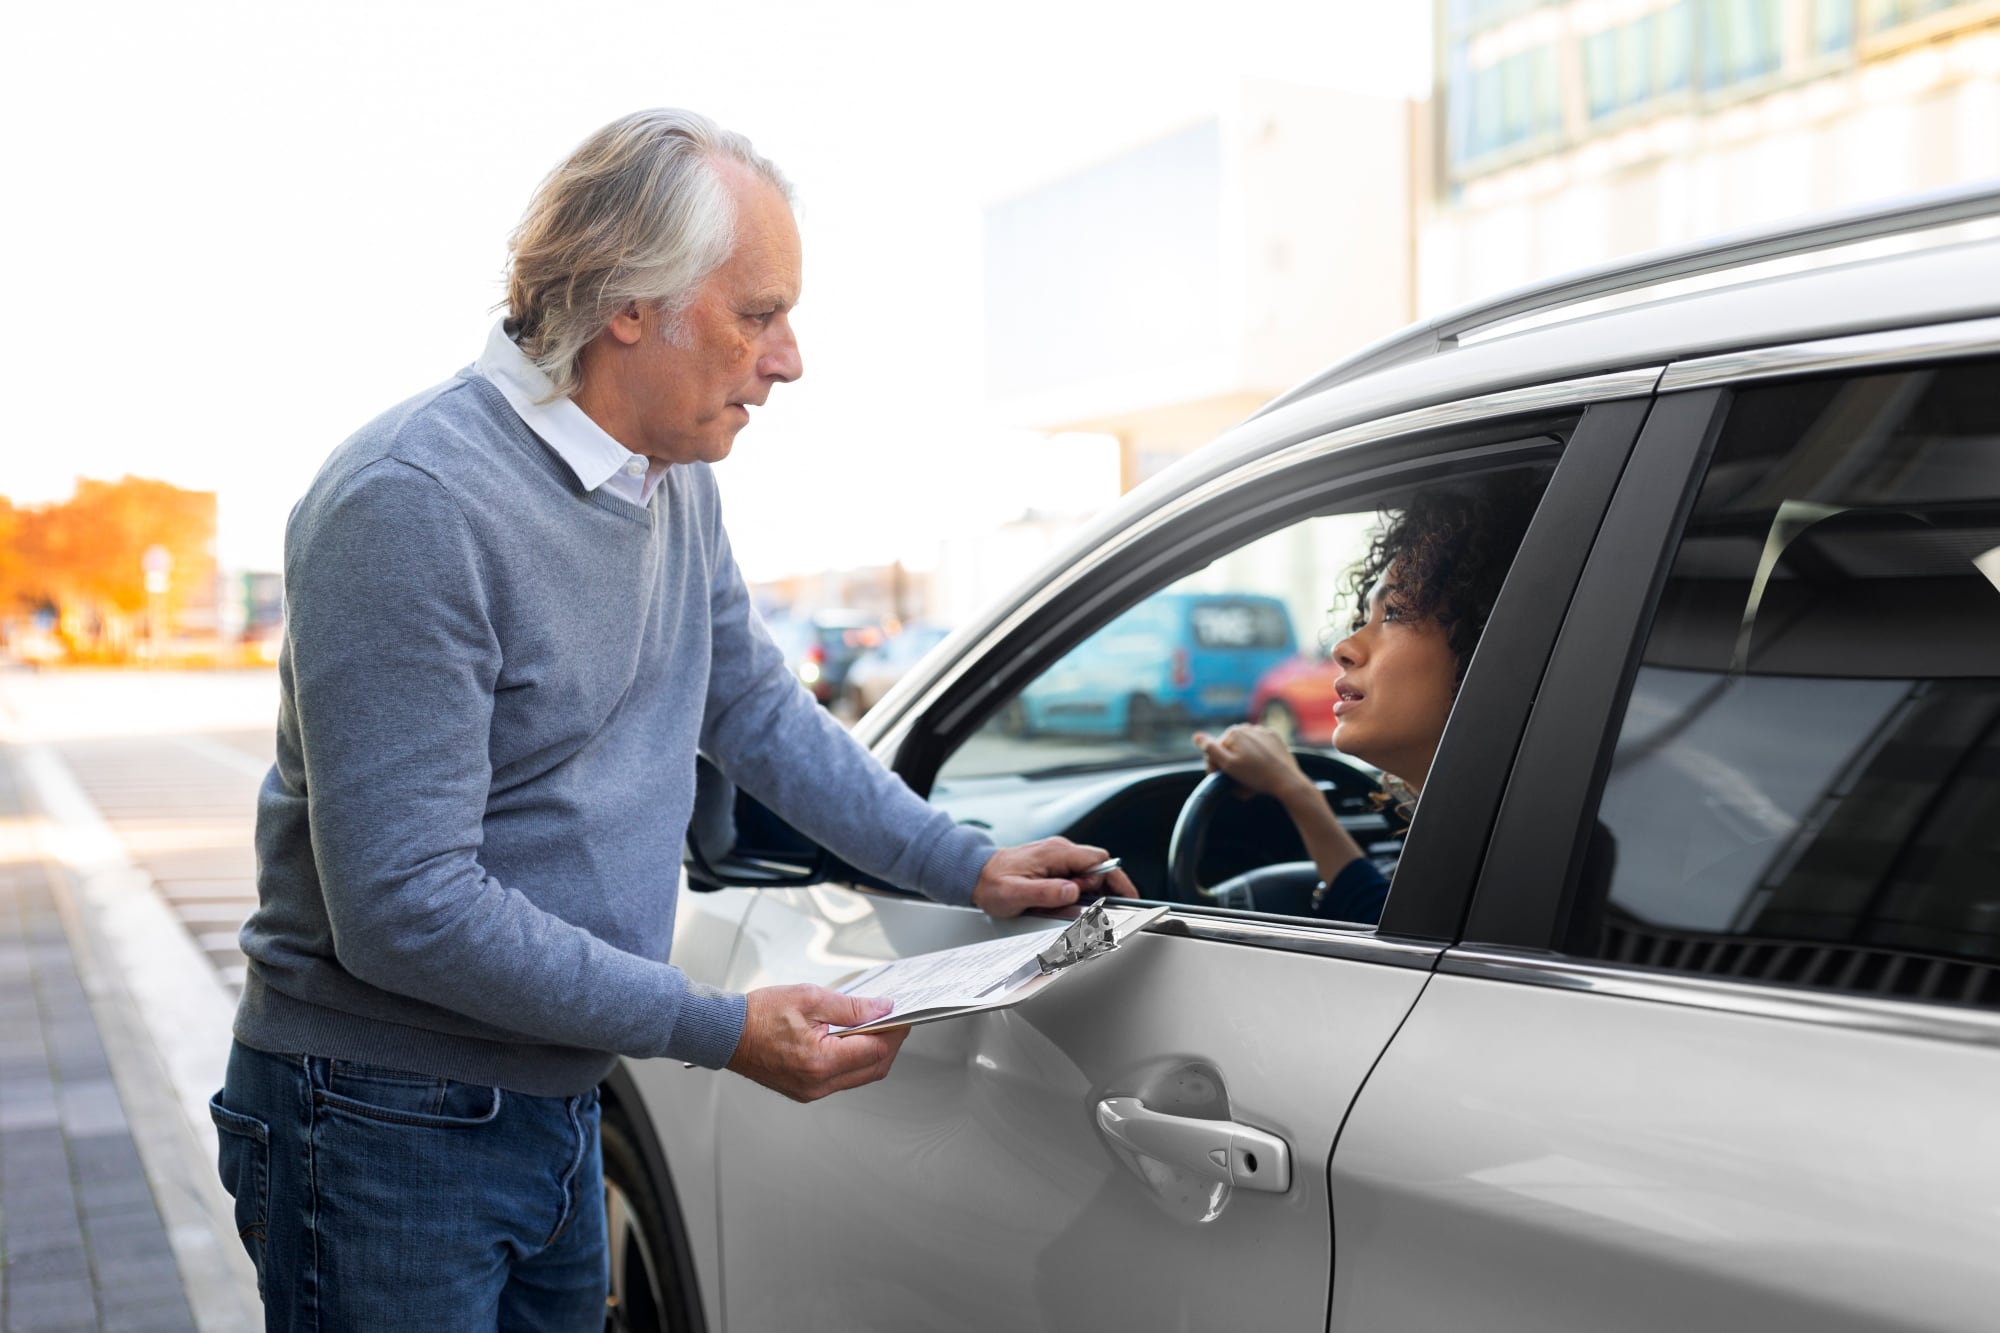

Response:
(701, 383), (1654, 1331)
(1329, 334), (2000, 1330)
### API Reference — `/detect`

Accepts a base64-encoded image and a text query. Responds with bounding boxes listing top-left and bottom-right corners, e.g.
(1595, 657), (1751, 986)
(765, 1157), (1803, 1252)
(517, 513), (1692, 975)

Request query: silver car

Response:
(603, 184), (2000, 1332)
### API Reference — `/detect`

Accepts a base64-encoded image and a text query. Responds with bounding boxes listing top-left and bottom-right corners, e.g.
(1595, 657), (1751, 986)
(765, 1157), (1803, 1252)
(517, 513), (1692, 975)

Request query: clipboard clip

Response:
(1036, 900), (1119, 974)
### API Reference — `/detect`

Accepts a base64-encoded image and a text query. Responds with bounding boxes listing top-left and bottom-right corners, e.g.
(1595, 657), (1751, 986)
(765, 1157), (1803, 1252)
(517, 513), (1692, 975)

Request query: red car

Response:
(1248, 649), (1343, 745)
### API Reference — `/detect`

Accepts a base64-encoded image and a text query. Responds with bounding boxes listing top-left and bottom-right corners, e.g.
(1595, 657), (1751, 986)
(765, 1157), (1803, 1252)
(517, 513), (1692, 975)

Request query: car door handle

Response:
(1095, 1096), (1292, 1193)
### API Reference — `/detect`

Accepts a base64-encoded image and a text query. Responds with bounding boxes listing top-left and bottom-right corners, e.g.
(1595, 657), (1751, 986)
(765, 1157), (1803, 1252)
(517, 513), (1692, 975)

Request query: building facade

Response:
(1425, 0), (2000, 310)
(984, 78), (1417, 492)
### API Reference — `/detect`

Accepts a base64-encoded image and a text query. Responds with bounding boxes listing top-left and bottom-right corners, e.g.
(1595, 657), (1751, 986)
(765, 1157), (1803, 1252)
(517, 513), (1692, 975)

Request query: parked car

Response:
(1248, 646), (1342, 745)
(1015, 591), (1297, 740)
(763, 609), (883, 706)
(841, 622), (952, 717)
(601, 185), (2000, 1332)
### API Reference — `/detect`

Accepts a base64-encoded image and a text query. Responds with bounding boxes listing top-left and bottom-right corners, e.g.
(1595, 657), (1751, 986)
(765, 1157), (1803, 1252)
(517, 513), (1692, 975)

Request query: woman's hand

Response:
(1192, 724), (1316, 803)
(1194, 724), (1366, 885)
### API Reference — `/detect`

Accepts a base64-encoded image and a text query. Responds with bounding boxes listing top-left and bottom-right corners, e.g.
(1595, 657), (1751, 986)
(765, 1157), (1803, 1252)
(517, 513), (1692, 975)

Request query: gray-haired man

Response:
(210, 108), (1134, 1328)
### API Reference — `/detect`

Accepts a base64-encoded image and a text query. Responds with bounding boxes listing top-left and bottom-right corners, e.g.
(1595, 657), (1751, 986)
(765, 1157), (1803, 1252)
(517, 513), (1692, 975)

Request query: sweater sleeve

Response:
(693, 476), (996, 905)
(283, 459), (743, 1068)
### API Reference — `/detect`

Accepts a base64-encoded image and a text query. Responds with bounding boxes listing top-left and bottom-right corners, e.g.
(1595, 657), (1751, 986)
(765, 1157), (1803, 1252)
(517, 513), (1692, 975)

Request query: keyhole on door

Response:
(1243, 1151), (1259, 1174)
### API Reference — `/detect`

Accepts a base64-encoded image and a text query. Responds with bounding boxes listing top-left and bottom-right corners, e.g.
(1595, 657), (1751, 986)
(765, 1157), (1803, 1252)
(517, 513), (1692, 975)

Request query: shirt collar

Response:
(474, 320), (665, 505)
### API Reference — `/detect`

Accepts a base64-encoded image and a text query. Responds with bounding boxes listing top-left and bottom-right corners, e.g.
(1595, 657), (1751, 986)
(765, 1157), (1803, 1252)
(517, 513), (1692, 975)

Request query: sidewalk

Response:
(0, 688), (262, 1332)
(0, 758), (199, 1333)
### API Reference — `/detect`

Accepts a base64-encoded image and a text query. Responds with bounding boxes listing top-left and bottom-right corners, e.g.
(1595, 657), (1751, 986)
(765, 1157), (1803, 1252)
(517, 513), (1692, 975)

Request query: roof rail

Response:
(1254, 177), (2000, 419)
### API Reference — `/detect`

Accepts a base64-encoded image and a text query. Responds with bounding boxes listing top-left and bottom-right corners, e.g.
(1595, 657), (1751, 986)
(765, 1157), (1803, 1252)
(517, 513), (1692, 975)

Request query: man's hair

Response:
(503, 108), (792, 399)
(1342, 470), (1547, 688)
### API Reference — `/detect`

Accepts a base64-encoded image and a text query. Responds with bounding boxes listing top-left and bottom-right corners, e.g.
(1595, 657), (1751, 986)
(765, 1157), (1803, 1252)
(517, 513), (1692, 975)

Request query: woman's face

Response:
(1328, 567), (1462, 790)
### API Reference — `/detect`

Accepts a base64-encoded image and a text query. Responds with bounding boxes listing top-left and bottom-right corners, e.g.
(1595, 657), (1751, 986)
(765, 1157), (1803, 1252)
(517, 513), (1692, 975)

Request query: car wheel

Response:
(1261, 700), (1297, 742)
(602, 1108), (684, 1333)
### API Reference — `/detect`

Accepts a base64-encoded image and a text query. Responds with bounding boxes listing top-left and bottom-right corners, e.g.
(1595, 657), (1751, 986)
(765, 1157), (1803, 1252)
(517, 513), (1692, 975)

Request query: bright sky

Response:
(3, 0), (1428, 581)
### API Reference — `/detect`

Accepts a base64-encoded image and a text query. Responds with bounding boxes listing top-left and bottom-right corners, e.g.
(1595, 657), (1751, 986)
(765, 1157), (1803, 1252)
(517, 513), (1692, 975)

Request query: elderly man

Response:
(209, 108), (1132, 1329)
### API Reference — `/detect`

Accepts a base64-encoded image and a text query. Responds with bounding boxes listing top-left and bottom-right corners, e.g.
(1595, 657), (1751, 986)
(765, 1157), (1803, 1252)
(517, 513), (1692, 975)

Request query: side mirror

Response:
(683, 754), (830, 891)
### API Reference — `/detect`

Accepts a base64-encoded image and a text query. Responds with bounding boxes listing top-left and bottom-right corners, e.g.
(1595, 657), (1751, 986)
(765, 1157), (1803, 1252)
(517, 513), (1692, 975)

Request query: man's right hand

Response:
(724, 984), (909, 1103)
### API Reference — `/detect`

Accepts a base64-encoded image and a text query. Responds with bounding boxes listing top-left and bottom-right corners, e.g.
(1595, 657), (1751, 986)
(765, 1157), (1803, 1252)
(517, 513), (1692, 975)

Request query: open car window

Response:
(939, 510), (1375, 783)
(929, 455), (1564, 912)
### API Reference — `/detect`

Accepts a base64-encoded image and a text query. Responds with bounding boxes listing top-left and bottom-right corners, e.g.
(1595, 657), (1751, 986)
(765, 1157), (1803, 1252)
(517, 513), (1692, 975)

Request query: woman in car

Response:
(1193, 473), (1542, 924)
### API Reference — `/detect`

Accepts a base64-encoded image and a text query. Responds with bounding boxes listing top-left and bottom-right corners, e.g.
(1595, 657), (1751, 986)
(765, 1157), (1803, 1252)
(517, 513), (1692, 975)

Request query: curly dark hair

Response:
(1340, 470), (1548, 688)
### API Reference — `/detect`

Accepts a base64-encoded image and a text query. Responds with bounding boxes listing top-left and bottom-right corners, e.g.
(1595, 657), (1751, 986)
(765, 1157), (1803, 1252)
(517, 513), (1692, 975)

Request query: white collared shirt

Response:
(474, 320), (667, 508)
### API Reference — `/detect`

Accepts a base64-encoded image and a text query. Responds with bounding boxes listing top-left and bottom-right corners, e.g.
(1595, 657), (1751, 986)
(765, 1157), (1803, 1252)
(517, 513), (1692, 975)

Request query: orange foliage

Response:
(1, 476), (218, 655)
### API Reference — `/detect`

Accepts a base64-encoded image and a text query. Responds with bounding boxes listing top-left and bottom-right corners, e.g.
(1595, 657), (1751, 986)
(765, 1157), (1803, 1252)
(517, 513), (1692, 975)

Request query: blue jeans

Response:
(209, 1041), (607, 1332)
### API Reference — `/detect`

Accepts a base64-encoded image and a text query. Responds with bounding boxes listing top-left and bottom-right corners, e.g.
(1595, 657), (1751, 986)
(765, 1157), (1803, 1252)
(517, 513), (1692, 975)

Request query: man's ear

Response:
(604, 300), (646, 347)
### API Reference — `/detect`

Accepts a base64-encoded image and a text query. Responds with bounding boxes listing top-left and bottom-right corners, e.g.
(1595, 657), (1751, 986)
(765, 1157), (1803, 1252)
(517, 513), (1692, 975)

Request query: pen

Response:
(1082, 857), (1121, 878)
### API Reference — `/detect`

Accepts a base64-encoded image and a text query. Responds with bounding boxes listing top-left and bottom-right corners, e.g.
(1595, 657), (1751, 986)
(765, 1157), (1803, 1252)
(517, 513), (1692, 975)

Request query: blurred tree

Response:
(0, 476), (218, 659)
(0, 496), (22, 612)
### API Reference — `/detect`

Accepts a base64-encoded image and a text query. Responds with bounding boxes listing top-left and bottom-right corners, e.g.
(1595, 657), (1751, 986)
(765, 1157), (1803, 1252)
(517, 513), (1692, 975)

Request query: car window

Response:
(929, 453), (1565, 912)
(1572, 357), (2000, 1009)
(939, 511), (1373, 781)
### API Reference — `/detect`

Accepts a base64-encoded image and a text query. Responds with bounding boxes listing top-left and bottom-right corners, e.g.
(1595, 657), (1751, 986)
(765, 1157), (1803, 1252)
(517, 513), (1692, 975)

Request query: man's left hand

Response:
(972, 837), (1140, 918)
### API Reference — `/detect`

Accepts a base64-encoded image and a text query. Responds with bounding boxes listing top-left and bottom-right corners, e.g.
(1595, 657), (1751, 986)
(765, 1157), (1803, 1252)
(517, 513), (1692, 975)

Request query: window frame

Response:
(880, 385), (1656, 948)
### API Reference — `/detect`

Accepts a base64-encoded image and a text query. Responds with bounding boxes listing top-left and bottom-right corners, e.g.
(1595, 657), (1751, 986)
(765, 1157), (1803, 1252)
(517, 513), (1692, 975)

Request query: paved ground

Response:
(0, 669), (269, 1332)
(1, 759), (198, 1333)
(48, 733), (268, 995)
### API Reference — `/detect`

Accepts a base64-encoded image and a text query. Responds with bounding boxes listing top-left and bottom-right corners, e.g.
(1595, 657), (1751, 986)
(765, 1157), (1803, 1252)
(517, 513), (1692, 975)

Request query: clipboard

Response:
(830, 901), (1169, 1035)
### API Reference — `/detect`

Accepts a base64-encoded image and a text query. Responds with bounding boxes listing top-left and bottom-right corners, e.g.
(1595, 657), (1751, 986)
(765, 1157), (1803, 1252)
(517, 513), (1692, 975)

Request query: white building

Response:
(983, 77), (1418, 491)
(1423, 0), (2000, 311)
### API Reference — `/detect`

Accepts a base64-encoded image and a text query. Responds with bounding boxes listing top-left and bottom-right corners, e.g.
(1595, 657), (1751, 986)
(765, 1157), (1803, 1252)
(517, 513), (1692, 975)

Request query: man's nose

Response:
(761, 322), (802, 383)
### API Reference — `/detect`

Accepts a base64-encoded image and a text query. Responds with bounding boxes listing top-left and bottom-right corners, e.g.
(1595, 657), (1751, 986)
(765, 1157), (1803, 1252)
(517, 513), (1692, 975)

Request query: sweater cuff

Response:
(918, 822), (1000, 907)
(666, 981), (749, 1069)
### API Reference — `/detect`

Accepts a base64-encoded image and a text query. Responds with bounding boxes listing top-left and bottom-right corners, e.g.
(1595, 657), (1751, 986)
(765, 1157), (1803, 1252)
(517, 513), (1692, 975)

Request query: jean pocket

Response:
(209, 1094), (270, 1295)
(315, 1061), (502, 1128)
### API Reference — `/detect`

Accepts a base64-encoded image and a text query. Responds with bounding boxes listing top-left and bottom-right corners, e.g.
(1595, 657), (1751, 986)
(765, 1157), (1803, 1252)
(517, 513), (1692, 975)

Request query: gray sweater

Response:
(235, 369), (995, 1096)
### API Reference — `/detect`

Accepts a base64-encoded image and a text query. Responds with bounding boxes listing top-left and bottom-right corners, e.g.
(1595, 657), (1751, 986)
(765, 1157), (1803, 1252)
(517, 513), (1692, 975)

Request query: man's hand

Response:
(972, 837), (1140, 918)
(725, 984), (910, 1103)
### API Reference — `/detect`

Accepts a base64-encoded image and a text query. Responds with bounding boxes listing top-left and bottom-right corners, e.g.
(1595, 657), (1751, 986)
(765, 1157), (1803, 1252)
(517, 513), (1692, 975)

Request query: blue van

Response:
(1018, 591), (1298, 739)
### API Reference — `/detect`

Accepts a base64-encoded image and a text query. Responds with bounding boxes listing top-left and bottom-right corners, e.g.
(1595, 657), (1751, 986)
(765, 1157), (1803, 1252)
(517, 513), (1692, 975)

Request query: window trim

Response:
(1658, 313), (2000, 392)
(1439, 946), (2000, 1051)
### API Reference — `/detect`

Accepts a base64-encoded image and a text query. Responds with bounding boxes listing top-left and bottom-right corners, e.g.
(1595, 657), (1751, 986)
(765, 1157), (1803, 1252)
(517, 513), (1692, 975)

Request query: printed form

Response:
(830, 903), (1167, 1034)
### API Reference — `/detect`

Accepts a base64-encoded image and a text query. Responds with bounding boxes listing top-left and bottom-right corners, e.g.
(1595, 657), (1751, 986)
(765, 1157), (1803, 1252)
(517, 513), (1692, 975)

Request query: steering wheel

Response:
(1165, 750), (1376, 914)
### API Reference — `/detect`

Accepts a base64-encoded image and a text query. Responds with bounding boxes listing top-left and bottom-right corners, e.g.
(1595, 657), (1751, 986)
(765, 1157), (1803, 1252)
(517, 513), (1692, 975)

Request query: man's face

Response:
(608, 160), (804, 465)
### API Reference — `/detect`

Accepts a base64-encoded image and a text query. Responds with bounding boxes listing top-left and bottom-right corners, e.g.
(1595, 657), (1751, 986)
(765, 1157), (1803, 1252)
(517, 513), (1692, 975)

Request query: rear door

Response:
(704, 385), (1653, 1331)
(1330, 337), (2000, 1330)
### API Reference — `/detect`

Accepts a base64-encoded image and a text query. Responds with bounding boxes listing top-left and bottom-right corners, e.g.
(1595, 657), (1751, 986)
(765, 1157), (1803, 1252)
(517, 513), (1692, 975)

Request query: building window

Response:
(1699, 0), (1784, 90)
(1865, 0), (1973, 32)
(1450, 43), (1565, 167)
(1813, 0), (1858, 52)
(1448, 0), (1554, 32)
(1583, 2), (1696, 121)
